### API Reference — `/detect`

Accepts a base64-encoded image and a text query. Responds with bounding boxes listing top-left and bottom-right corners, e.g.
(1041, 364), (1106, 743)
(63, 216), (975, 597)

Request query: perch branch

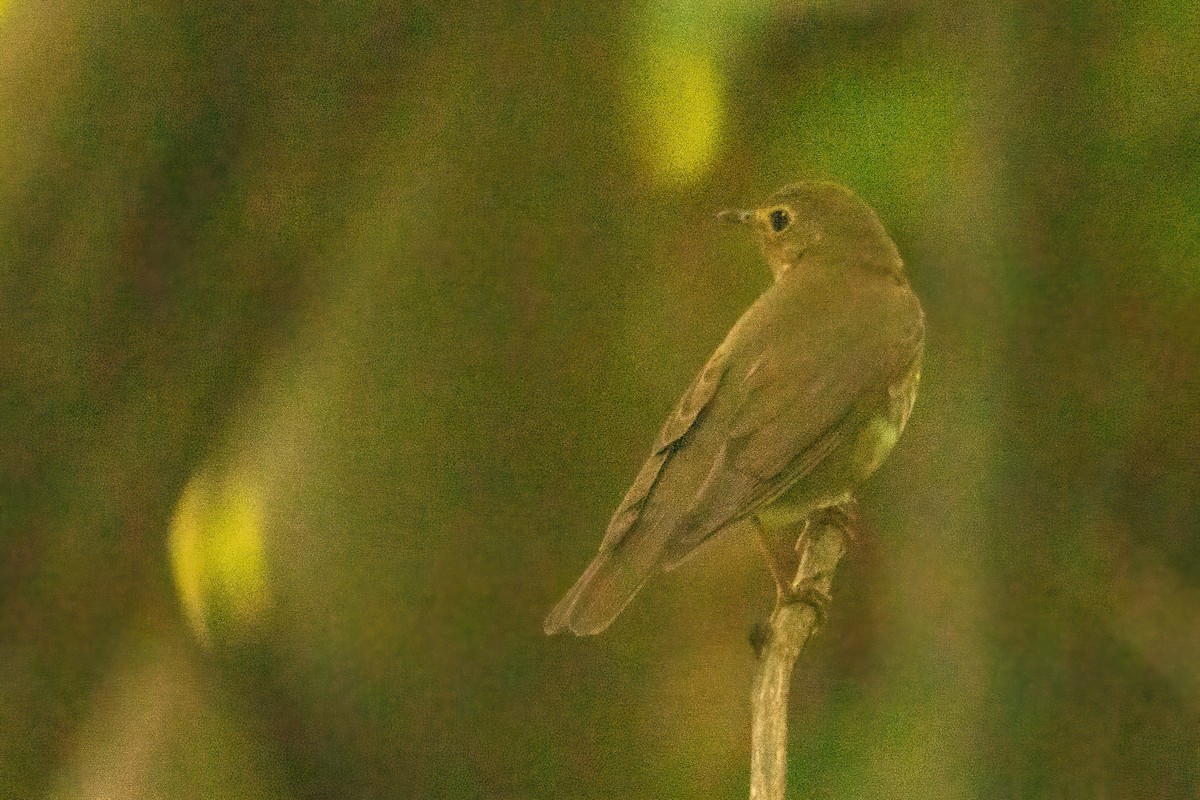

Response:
(749, 515), (849, 800)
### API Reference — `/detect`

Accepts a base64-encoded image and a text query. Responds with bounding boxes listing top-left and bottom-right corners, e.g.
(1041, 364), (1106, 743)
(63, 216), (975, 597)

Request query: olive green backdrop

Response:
(2, 1), (1199, 798)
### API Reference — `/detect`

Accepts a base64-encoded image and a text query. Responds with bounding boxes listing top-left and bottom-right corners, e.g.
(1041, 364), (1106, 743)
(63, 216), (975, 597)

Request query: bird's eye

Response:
(769, 208), (791, 233)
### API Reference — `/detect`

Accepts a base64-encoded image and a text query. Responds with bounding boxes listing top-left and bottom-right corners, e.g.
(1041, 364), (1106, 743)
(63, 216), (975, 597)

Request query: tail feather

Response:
(543, 547), (654, 636)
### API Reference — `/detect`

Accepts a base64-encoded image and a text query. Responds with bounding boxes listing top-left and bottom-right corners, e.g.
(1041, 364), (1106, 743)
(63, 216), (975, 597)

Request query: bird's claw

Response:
(798, 501), (860, 553)
(750, 573), (832, 658)
(785, 573), (833, 630)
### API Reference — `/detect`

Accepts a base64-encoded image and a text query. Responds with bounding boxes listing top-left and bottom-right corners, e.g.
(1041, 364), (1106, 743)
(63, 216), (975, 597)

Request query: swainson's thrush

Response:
(545, 181), (924, 636)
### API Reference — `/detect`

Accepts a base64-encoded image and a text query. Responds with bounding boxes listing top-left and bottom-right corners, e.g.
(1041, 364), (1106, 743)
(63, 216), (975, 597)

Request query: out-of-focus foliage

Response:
(3, 1), (1199, 798)
(169, 465), (269, 645)
(628, 0), (770, 184)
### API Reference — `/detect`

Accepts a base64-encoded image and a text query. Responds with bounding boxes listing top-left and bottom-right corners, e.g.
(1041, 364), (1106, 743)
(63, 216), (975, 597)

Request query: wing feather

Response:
(548, 266), (923, 635)
(657, 272), (923, 565)
(598, 345), (730, 551)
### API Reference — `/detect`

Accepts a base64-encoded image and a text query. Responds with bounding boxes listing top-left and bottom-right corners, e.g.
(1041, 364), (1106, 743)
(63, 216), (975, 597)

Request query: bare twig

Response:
(749, 518), (848, 800)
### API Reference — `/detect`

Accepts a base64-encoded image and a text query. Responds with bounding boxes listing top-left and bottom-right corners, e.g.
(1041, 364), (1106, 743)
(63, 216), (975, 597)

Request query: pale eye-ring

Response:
(769, 208), (791, 233)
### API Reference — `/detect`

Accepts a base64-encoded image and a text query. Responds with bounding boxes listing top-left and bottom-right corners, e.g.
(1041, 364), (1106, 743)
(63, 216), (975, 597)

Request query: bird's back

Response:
(545, 259), (922, 636)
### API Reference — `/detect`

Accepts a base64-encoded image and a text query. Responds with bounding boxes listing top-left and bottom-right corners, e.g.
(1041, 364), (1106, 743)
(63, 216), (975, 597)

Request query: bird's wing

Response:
(658, 277), (923, 568)
(545, 274), (921, 635)
(544, 336), (735, 636)
(599, 343), (730, 550)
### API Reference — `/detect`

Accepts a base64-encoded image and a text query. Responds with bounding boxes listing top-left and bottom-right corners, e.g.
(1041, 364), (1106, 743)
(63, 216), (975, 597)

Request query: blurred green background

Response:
(3, 1), (1199, 797)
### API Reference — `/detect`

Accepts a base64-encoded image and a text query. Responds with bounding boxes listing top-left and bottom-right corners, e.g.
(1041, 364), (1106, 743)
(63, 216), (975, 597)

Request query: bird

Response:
(544, 181), (924, 636)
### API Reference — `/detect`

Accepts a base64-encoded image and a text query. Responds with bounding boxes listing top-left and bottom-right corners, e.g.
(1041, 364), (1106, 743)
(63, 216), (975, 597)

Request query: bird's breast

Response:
(851, 350), (922, 481)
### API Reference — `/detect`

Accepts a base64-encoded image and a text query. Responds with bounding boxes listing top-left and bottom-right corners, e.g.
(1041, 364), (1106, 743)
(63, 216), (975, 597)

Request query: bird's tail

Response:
(543, 546), (654, 636)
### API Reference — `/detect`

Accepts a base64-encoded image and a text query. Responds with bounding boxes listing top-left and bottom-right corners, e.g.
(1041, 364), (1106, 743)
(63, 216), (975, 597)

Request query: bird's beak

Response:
(716, 208), (753, 226)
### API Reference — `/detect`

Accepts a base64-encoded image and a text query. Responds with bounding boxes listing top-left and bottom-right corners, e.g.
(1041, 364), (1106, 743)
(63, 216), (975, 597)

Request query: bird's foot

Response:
(749, 574), (832, 656)
(784, 573), (834, 630)
(799, 500), (860, 552)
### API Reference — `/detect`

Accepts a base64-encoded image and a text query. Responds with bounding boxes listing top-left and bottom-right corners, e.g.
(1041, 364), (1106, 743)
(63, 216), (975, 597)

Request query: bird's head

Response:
(718, 181), (903, 281)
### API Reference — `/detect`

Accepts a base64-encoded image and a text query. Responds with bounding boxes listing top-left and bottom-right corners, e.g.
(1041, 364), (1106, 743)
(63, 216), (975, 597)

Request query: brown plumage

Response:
(546, 182), (924, 636)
